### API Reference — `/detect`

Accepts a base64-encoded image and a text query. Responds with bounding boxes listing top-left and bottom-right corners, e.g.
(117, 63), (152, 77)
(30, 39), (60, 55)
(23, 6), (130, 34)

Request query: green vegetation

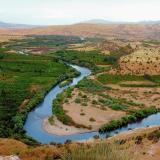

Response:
(54, 50), (108, 73)
(104, 44), (133, 65)
(147, 129), (160, 141)
(48, 115), (55, 125)
(120, 83), (158, 88)
(77, 78), (106, 93)
(59, 79), (74, 88)
(75, 98), (81, 104)
(144, 74), (160, 84)
(99, 107), (159, 133)
(99, 93), (142, 110)
(0, 51), (78, 144)
(6, 35), (84, 52)
(98, 93), (142, 111)
(143, 40), (160, 45)
(52, 88), (91, 129)
(97, 74), (146, 84)
(98, 98), (128, 111)
(62, 142), (130, 160)
(97, 73), (160, 87)
(52, 88), (74, 125)
(89, 117), (96, 122)
(75, 93), (89, 106)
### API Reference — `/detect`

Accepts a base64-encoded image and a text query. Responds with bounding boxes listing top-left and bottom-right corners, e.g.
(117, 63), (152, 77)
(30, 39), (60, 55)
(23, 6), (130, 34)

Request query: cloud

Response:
(40, 8), (73, 19)
(0, 0), (159, 25)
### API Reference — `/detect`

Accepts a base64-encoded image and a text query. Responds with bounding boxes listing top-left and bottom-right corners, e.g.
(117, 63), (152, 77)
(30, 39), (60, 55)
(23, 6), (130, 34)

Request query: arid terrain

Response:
(0, 23), (160, 40)
(1, 126), (160, 160)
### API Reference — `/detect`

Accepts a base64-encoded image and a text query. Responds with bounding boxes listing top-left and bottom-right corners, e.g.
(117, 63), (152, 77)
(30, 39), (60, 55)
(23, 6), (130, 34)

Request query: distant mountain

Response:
(0, 20), (159, 28)
(80, 19), (116, 24)
(79, 19), (136, 24)
(0, 23), (159, 40)
(139, 20), (160, 24)
(0, 21), (39, 28)
(80, 19), (160, 25)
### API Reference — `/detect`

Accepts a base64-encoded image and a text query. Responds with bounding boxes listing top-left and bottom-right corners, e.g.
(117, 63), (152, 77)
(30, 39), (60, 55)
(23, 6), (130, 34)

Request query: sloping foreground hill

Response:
(1, 126), (160, 160)
(0, 23), (160, 40)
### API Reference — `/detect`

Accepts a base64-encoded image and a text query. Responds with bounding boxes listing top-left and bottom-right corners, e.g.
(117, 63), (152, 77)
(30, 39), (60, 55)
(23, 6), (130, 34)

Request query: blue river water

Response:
(24, 64), (160, 144)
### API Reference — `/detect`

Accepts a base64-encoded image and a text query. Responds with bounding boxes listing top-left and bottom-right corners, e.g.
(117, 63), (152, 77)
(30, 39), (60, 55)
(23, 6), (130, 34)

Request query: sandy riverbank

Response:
(43, 117), (91, 136)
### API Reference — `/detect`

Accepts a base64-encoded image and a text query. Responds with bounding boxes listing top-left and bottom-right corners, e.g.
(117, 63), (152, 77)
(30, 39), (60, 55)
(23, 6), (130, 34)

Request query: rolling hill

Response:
(0, 22), (159, 40)
(0, 21), (38, 28)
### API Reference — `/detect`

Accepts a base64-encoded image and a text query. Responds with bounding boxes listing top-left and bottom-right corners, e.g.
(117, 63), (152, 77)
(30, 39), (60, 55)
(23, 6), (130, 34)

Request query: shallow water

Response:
(24, 64), (160, 144)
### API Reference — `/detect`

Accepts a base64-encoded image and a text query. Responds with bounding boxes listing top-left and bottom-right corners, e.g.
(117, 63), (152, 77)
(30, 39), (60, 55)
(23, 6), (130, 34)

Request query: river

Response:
(24, 64), (160, 144)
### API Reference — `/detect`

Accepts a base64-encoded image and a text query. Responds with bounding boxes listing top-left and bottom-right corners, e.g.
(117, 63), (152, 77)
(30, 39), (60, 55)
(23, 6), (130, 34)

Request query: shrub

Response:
(89, 117), (96, 122)
(82, 102), (88, 106)
(98, 97), (128, 111)
(97, 74), (145, 84)
(48, 115), (55, 125)
(75, 98), (81, 104)
(135, 136), (143, 144)
(92, 100), (98, 105)
(99, 107), (159, 133)
(80, 113), (85, 116)
(77, 78), (105, 93)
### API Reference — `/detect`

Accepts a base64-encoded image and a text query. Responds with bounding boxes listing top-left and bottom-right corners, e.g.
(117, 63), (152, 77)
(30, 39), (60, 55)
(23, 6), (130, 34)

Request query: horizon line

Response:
(0, 19), (160, 26)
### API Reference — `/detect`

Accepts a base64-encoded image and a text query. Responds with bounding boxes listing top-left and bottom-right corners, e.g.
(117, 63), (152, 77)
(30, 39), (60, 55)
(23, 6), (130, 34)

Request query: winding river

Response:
(24, 64), (160, 144)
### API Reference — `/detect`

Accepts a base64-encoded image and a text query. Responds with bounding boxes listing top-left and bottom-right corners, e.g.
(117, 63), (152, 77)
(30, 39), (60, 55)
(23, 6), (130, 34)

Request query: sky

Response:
(0, 0), (160, 25)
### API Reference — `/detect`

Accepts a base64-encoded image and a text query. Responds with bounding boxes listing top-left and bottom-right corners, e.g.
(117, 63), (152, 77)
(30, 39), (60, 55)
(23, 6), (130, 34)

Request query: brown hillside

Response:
(0, 23), (159, 40)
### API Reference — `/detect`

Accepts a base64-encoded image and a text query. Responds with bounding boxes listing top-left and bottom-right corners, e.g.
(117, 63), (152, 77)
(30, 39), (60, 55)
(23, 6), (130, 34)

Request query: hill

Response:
(80, 19), (117, 24)
(0, 21), (38, 28)
(81, 19), (160, 25)
(0, 23), (159, 40)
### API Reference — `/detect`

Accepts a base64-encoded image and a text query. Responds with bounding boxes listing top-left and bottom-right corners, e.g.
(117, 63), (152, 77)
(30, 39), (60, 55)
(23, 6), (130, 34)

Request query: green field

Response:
(5, 35), (84, 51)
(97, 74), (146, 84)
(0, 50), (78, 144)
(54, 50), (108, 73)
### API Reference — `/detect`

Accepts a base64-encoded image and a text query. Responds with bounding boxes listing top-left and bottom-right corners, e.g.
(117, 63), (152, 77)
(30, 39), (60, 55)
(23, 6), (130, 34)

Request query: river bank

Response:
(43, 117), (91, 136)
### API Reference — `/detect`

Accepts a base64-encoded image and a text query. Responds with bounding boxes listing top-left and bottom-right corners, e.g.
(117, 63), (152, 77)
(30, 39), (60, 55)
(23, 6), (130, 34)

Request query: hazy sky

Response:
(0, 0), (159, 25)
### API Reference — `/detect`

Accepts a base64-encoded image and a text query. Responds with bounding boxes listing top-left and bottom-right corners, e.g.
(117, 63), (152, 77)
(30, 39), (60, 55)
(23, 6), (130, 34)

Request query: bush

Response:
(48, 115), (55, 125)
(89, 117), (96, 122)
(75, 98), (81, 104)
(104, 44), (133, 65)
(99, 107), (159, 133)
(97, 74), (146, 84)
(98, 97), (128, 111)
(92, 100), (98, 105)
(77, 78), (105, 93)
(80, 113), (85, 116)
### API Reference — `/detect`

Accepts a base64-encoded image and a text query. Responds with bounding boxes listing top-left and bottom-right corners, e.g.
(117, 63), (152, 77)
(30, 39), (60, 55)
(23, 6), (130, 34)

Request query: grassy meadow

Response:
(0, 49), (78, 144)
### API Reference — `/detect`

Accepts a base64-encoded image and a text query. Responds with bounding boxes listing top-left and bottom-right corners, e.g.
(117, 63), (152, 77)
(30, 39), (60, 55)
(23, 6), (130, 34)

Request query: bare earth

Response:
(43, 117), (90, 136)
(106, 84), (160, 108)
(63, 102), (125, 130)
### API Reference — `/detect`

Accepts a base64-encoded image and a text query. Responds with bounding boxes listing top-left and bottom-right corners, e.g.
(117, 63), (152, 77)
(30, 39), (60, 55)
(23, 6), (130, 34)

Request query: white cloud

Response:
(0, 0), (159, 24)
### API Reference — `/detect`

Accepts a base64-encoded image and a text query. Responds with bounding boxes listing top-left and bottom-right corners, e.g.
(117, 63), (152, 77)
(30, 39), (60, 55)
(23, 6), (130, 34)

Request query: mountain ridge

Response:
(0, 22), (159, 40)
(0, 21), (39, 28)
(78, 19), (160, 25)
(0, 19), (160, 28)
